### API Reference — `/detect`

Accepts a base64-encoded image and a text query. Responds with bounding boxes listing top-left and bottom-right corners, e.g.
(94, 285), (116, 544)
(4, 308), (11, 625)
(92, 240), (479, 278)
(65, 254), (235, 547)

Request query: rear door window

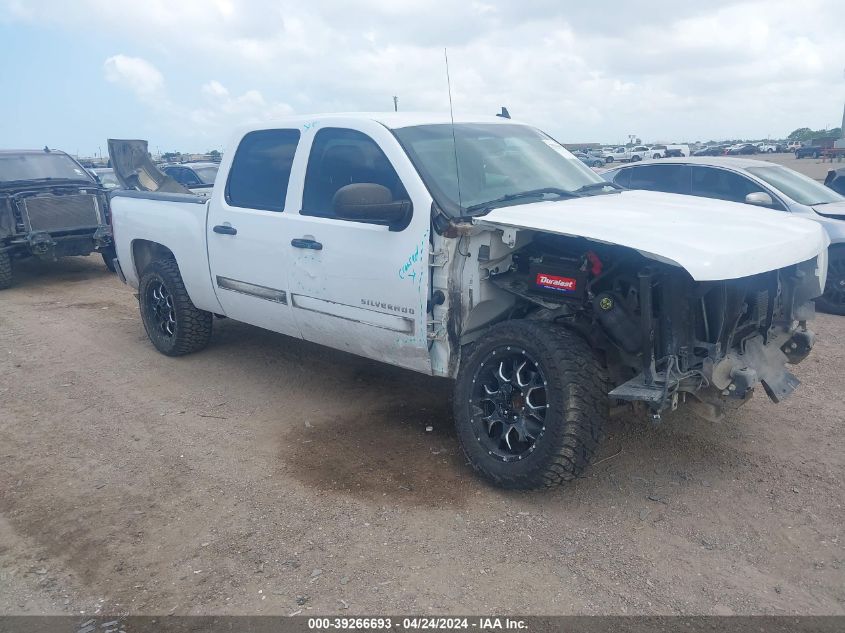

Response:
(225, 129), (301, 212)
(625, 164), (690, 194)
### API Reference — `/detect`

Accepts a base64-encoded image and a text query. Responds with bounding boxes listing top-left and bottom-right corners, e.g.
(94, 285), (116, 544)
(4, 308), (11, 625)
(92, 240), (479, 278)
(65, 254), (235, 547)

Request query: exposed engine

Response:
(488, 233), (822, 421)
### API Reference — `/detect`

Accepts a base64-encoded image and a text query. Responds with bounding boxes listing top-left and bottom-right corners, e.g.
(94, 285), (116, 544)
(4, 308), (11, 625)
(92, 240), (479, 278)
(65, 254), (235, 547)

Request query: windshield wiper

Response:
(573, 181), (622, 194)
(465, 187), (580, 213)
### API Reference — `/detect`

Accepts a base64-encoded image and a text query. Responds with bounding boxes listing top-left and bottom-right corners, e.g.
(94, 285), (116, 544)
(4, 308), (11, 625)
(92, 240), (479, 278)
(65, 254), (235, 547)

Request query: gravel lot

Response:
(1, 154), (843, 616)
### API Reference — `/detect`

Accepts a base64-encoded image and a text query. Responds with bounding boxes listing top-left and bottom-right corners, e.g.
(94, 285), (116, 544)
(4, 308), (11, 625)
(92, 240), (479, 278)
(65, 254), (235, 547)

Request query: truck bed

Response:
(110, 189), (222, 314)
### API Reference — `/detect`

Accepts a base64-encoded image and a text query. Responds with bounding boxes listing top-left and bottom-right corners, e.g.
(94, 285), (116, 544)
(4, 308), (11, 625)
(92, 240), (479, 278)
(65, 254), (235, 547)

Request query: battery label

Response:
(536, 273), (578, 293)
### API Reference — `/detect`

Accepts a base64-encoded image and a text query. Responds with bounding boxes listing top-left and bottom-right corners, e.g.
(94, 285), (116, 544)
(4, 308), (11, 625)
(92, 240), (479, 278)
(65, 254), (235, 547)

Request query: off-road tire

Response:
(0, 250), (12, 290)
(454, 321), (609, 489)
(138, 258), (212, 356)
(816, 247), (845, 316)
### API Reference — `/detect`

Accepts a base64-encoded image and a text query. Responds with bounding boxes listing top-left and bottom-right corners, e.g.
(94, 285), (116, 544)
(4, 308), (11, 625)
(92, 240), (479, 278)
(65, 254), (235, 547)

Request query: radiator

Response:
(23, 194), (100, 232)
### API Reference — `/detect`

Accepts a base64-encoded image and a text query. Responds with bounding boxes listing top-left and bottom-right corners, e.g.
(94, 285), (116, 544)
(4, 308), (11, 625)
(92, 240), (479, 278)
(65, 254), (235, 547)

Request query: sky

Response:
(1, 0), (844, 156)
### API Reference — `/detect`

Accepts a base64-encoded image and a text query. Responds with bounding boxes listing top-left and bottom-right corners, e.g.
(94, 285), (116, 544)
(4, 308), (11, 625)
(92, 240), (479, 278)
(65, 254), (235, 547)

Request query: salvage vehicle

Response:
(0, 148), (114, 288)
(109, 115), (828, 489)
(603, 157), (845, 314)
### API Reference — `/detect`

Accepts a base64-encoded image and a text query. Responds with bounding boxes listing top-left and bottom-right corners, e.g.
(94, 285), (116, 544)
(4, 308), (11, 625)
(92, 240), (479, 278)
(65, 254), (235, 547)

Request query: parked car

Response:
(795, 145), (825, 159)
(108, 115), (826, 490)
(0, 148), (114, 288)
(693, 145), (728, 157)
(573, 151), (605, 168)
(160, 162), (219, 193)
(603, 156), (844, 314)
(726, 143), (758, 155)
(604, 146), (651, 163)
(757, 142), (778, 153)
(664, 144), (690, 158)
(649, 145), (667, 159)
(89, 167), (123, 190)
(786, 141), (803, 152)
(824, 167), (845, 196)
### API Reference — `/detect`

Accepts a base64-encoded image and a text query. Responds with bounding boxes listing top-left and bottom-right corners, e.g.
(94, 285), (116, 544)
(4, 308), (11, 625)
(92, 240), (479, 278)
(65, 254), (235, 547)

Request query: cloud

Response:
(103, 54), (165, 100)
(7, 0), (845, 148)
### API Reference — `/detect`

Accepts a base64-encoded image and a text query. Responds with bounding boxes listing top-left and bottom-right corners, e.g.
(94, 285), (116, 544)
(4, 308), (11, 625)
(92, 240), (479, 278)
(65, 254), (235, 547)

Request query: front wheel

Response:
(605, 157), (614, 163)
(453, 321), (608, 489)
(138, 258), (213, 356)
(816, 247), (845, 315)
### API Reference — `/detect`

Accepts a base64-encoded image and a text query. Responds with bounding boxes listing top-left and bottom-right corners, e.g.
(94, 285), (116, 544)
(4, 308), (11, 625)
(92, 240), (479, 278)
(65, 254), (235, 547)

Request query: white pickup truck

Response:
(604, 146), (654, 163)
(109, 113), (829, 490)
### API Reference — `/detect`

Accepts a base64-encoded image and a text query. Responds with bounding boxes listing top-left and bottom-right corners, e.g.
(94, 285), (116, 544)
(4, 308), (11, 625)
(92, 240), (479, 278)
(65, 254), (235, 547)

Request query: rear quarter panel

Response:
(111, 193), (223, 314)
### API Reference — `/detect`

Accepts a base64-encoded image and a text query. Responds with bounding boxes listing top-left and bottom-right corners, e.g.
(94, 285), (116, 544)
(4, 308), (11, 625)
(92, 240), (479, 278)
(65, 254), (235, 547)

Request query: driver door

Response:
(282, 120), (433, 373)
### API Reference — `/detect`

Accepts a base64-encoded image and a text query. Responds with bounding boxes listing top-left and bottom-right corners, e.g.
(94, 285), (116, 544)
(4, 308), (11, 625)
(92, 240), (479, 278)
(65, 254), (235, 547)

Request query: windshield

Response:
(393, 123), (606, 216)
(0, 152), (94, 183)
(746, 165), (843, 206)
(193, 166), (219, 184)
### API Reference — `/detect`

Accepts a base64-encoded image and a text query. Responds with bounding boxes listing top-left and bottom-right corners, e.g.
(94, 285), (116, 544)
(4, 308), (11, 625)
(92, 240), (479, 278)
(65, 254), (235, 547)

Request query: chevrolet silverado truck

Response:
(0, 148), (114, 288)
(109, 114), (829, 490)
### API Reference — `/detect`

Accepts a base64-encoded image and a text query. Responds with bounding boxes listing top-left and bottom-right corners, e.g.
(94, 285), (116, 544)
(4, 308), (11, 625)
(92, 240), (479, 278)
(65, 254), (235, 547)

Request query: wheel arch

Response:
(131, 239), (175, 280)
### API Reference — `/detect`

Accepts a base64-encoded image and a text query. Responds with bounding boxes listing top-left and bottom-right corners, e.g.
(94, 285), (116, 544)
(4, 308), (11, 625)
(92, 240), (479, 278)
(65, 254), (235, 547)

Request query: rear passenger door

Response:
(206, 128), (302, 337)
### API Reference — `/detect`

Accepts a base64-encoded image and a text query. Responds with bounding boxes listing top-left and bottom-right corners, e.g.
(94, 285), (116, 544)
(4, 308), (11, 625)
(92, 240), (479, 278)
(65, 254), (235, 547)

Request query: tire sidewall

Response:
(138, 263), (183, 355)
(817, 249), (845, 315)
(454, 323), (604, 488)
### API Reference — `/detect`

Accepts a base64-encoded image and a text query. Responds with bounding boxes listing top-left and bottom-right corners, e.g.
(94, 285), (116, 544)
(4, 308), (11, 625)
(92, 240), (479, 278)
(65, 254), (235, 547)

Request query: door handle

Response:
(213, 224), (237, 235)
(291, 238), (323, 250)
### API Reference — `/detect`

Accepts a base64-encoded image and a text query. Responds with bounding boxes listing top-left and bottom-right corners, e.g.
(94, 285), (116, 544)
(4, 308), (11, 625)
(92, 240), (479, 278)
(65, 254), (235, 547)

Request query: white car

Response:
(604, 146), (652, 163)
(757, 142), (778, 153)
(108, 113), (828, 490)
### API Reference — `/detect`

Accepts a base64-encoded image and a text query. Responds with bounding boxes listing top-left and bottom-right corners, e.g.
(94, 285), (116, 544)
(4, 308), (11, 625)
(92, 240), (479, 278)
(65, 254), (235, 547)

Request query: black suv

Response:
(0, 149), (113, 289)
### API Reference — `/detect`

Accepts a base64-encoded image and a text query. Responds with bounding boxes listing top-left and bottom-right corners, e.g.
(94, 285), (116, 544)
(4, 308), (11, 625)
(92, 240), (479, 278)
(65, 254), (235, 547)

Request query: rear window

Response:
(0, 152), (93, 183)
(225, 129), (301, 211)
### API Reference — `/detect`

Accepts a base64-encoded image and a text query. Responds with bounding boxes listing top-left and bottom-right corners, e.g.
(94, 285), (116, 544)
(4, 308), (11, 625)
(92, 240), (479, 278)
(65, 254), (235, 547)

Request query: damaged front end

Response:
(606, 255), (825, 422)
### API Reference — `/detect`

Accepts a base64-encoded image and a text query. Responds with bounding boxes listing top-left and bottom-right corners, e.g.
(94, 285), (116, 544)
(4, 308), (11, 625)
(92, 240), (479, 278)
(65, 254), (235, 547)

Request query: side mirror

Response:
(332, 183), (412, 231)
(745, 191), (774, 207)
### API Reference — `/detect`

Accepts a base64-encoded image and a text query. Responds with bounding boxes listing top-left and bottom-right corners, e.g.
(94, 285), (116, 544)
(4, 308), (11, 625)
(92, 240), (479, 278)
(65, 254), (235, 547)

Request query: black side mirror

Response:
(332, 183), (412, 231)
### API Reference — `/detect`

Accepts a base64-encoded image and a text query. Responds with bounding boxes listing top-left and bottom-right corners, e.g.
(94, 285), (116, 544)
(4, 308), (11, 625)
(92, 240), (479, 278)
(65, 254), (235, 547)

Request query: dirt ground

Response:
(0, 253), (843, 617)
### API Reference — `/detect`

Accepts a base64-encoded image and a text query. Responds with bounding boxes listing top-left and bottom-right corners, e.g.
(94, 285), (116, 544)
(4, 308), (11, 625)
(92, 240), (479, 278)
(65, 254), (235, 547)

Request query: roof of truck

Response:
(251, 112), (520, 130)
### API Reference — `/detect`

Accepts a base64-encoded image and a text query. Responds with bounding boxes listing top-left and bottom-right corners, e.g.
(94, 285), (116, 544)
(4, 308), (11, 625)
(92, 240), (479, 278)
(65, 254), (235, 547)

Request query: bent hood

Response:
(474, 190), (829, 281)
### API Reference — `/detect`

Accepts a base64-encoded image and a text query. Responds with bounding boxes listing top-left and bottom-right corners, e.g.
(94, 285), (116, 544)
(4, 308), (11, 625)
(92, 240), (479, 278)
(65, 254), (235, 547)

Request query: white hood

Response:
(813, 200), (845, 218)
(474, 190), (829, 281)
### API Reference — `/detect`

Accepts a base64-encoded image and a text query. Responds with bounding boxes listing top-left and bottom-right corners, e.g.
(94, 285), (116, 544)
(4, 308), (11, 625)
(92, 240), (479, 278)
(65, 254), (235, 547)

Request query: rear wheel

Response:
(631, 154), (642, 162)
(454, 321), (608, 489)
(816, 247), (845, 316)
(0, 250), (12, 290)
(605, 157), (614, 163)
(138, 258), (213, 356)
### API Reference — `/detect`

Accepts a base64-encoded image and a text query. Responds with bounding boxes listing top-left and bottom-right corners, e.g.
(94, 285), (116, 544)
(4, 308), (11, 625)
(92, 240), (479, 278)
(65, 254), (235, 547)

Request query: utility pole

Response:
(393, 96), (398, 112)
